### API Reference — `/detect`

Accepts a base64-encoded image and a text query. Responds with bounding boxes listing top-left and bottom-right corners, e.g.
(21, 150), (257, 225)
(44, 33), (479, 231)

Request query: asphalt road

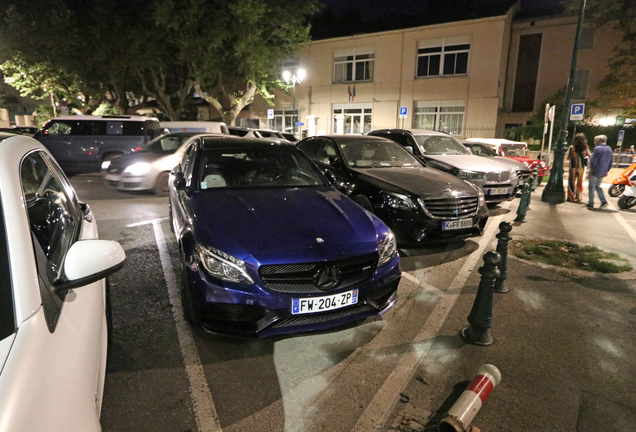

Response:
(68, 174), (513, 432)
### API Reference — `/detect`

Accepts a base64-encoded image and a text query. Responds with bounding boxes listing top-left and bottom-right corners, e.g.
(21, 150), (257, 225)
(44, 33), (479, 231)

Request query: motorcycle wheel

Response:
(609, 184), (625, 197)
(617, 195), (636, 210)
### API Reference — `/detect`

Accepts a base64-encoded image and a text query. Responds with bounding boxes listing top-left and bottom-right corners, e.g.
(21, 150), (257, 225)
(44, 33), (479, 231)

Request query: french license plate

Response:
(442, 218), (473, 230)
(291, 289), (358, 315)
(488, 187), (509, 195)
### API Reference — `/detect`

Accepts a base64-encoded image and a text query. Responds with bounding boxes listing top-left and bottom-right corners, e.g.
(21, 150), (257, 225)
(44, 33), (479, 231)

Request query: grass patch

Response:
(510, 239), (633, 273)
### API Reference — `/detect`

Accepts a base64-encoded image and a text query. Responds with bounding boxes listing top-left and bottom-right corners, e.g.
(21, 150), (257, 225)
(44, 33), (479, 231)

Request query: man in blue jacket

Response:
(588, 134), (613, 209)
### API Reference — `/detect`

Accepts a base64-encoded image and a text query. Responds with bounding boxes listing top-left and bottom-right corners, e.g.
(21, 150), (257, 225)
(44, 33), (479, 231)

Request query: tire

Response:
(609, 184), (625, 197)
(180, 249), (200, 326)
(354, 195), (374, 213)
(155, 172), (170, 196)
(617, 195), (636, 210)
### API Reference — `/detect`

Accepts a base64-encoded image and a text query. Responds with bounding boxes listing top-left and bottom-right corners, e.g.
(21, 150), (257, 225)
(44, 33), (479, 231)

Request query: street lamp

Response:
(541, 0), (586, 204)
(283, 68), (305, 136)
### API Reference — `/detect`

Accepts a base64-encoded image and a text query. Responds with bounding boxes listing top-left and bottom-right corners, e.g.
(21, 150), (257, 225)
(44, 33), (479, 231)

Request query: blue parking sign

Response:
(570, 103), (585, 120)
(399, 107), (408, 118)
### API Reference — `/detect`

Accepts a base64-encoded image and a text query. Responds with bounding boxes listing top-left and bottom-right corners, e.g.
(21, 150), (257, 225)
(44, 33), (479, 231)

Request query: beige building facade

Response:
(245, 5), (519, 139)
(499, 14), (626, 135)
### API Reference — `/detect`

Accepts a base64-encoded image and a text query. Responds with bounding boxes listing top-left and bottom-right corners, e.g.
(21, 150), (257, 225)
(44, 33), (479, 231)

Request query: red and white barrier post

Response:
(438, 364), (502, 432)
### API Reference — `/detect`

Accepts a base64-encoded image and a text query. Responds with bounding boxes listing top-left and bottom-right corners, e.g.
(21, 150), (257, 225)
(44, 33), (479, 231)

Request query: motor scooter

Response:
(609, 162), (636, 197)
(618, 181), (636, 209)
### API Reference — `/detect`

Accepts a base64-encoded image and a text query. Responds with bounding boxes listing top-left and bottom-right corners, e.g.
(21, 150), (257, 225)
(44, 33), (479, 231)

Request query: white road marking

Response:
(352, 200), (513, 431)
(152, 221), (222, 432)
(126, 217), (169, 227)
(402, 272), (447, 297)
(608, 203), (636, 244)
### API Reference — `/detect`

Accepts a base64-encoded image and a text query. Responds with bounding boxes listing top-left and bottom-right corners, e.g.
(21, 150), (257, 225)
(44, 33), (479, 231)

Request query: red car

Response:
(466, 138), (550, 184)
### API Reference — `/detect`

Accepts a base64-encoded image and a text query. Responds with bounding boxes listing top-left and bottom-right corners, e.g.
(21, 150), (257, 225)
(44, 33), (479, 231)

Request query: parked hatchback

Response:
(0, 134), (125, 431)
(102, 131), (203, 195)
(34, 115), (163, 174)
(297, 135), (488, 245)
(369, 129), (518, 203)
(169, 136), (400, 337)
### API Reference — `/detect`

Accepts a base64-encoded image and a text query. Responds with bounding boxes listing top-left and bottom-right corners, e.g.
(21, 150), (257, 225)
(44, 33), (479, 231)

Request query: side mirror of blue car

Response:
(174, 172), (186, 190)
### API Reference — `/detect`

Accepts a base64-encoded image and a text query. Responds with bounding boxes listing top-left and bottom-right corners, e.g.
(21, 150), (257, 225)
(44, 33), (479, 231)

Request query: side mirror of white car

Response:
(59, 240), (126, 290)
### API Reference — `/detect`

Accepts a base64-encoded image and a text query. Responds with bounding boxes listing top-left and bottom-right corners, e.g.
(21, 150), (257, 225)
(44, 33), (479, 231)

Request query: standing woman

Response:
(566, 133), (591, 202)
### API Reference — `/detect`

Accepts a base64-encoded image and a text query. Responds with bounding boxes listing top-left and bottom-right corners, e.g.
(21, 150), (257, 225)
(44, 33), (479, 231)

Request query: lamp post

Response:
(282, 68), (305, 137)
(541, 0), (586, 204)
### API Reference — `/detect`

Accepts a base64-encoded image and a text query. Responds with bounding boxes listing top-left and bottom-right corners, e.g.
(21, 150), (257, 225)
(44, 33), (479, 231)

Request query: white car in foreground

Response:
(0, 135), (125, 431)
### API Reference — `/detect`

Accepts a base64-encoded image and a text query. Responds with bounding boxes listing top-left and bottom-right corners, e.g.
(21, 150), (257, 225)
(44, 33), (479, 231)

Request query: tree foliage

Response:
(0, 0), (319, 122)
(154, 0), (320, 124)
(566, 0), (636, 102)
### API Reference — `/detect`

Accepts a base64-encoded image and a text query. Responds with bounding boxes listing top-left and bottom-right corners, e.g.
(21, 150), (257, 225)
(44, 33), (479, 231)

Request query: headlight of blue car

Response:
(384, 192), (416, 211)
(458, 170), (484, 180)
(378, 230), (397, 267)
(196, 245), (254, 285)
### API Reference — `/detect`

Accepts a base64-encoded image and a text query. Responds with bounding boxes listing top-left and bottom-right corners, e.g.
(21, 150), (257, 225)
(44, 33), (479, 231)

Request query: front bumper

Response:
(102, 171), (158, 191)
(186, 254), (401, 338)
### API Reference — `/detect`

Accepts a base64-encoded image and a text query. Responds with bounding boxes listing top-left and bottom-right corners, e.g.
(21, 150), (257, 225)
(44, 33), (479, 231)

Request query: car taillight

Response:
(133, 147), (142, 152)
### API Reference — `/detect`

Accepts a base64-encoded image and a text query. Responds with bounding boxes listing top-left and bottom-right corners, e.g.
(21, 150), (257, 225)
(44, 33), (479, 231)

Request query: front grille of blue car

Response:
(259, 253), (378, 294)
(269, 305), (377, 328)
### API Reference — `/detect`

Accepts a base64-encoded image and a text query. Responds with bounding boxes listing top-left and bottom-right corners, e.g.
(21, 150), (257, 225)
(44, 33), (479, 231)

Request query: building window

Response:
(334, 48), (375, 83)
(413, 101), (465, 135)
(416, 37), (470, 78)
(512, 33), (543, 112)
(579, 27), (595, 49)
(572, 69), (590, 100)
(332, 103), (373, 134)
(268, 109), (298, 132)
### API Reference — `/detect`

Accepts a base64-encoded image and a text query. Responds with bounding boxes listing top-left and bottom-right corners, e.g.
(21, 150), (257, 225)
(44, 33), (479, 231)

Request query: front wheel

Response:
(180, 249), (201, 326)
(609, 184), (625, 197)
(155, 172), (170, 196)
(354, 195), (374, 213)
(618, 195), (636, 210)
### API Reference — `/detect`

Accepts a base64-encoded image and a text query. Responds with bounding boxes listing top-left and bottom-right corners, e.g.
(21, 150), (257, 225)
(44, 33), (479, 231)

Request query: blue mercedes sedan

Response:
(168, 136), (401, 337)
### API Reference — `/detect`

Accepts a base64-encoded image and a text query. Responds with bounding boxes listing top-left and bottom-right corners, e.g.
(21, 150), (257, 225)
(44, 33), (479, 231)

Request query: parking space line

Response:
(402, 272), (447, 297)
(608, 203), (636, 244)
(152, 221), (222, 432)
(352, 201), (513, 431)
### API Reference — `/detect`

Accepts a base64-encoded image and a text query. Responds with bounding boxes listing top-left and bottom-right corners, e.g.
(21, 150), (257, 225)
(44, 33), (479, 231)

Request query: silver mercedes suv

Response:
(369, 129), (518, 203)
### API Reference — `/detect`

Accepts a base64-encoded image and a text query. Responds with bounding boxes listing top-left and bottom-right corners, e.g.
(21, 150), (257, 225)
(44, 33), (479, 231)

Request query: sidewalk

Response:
(388, 187), (636, 431)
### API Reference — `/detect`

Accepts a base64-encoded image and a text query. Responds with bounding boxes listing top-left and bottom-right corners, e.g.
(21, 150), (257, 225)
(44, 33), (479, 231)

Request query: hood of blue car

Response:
(354, 167), (477, 197)
(190, 187), (381, 261)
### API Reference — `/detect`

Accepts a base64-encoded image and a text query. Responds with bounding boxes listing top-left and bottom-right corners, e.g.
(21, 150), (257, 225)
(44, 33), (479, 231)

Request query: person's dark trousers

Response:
(588, 175), (607, 207)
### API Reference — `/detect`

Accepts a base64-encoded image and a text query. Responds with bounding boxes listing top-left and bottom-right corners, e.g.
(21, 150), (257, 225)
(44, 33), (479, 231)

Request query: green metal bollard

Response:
(515, 183), (530, 223)
(460, 251), (500, 346)
(494, 222), (512, 293)
(531, 166), (539, 191)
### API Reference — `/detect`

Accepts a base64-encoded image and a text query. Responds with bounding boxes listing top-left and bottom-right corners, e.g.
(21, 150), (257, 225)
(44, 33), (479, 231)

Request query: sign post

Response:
(399, 107), (407, 129)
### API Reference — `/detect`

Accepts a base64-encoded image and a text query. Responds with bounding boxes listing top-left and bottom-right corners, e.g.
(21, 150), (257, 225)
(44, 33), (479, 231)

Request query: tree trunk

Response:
(195, 81), (257, 126)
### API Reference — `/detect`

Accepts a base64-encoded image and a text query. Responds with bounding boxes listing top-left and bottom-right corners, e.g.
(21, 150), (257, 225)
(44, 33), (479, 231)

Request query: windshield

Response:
(145, 134), (198, 154)
(466, 143), (498, 156)
(340, 140), (422, 168)
(500, 144), (528, 157)
(414, 135), (471, 155)
(198, 148), (325, 189)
